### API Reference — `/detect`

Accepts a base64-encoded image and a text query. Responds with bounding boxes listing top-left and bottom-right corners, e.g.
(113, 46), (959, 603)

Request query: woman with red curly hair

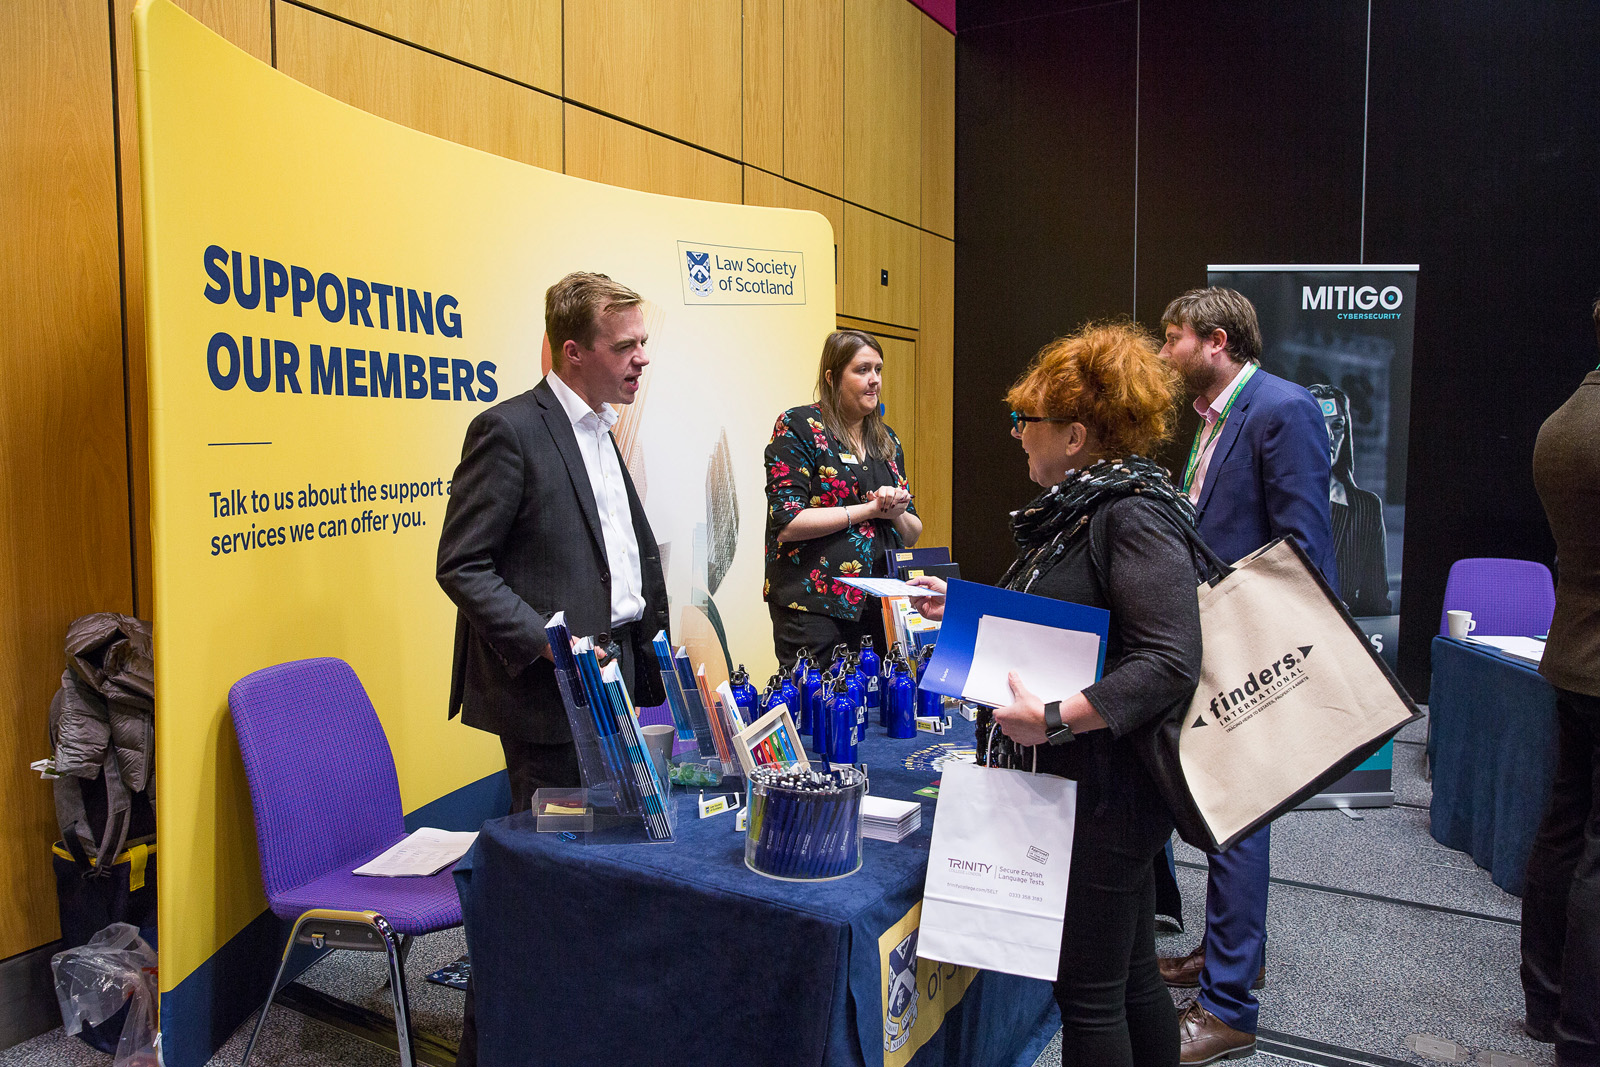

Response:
(911, 321), (1201, 1067)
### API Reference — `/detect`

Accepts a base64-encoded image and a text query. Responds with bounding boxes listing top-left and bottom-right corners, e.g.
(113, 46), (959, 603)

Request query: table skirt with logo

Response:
(454, 719), (1058, 1067)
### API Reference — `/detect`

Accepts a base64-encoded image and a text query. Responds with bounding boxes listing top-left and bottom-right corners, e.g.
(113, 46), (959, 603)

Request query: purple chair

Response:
(1439, 557), (1556, 638)
(229, 658), (462, 1067)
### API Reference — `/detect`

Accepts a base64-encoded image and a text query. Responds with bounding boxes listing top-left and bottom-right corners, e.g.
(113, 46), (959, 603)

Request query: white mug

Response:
(1447, 610), (1477, 640)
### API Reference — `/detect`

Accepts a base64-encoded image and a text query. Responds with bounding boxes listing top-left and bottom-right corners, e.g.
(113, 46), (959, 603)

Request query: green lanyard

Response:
(1181, 363), (1257, 492)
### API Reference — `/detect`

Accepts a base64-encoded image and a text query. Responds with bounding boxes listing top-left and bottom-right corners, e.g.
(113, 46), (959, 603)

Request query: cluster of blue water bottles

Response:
(771, 639), (940, 764)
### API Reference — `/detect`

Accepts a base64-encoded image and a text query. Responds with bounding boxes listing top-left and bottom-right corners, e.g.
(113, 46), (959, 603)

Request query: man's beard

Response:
(1176, 358), (1213, 398)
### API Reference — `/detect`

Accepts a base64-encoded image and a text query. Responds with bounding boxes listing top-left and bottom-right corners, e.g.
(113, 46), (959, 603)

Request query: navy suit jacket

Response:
(1193, 367), (1340, 594)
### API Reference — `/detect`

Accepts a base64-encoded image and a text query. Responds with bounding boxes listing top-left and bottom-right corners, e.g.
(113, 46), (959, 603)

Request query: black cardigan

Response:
(986, 495), (1203, 831)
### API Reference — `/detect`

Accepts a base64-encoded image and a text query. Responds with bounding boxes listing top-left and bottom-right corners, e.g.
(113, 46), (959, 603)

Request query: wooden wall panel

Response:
(784, 0), (844, 197)
(742, 0), (784, 171)
(916, 232), (953, 548)
(276, 5), (563, 171)
(304, 0), (562, 93)
(114, 0), (271, 621)
(566, 105), (742, 204)
(843, 204), (919, 327)
(0, 0), (134, 959)
(844, 0), (920, 223)
(743, 166), (843, 311)
(919, 16), (954, 237)
(0, 0), (953, 969)
(876, 334), (917, 479)
(566, 0), (742, 159)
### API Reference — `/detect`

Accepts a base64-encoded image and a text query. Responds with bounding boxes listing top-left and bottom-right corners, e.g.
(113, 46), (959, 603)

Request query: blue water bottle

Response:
(813, 670), (833, 754)
(778, 670), (801, 724)
(827, 679), (857, 764)
(789, 654), (811, 734)
(915, 646), (943, 722)
(858, 635), (882, 728)
(762, 675), (787, 715)
(887, 656), (917, 738)
(729, 666), (760, 725)
(798, 656), (823, 739)
(844, 655), (866, 741)
(829, 643), (850, 678)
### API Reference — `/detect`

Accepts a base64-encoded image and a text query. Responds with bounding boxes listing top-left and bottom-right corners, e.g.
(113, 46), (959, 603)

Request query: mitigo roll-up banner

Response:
(135, 2), (832, 1063)
(1207, 264), (1418, 808)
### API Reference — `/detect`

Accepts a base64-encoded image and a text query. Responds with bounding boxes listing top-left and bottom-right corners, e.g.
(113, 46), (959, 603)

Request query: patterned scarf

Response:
(999, 454), (1196, 593)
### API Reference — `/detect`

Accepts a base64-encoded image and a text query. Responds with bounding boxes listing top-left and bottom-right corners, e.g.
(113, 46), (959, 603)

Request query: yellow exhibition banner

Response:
(134, 2), (831, 1058)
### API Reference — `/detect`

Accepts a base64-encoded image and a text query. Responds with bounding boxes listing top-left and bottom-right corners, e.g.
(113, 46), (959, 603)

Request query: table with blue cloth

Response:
(1428, 635), (1560, 896)
(454, 717), (1058, 1067)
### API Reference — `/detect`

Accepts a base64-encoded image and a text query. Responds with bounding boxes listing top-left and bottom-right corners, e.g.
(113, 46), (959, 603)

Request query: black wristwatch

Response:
(1043, 700), (1074, 746)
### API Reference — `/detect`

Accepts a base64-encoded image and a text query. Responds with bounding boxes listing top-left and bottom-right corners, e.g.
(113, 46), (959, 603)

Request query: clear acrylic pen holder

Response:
(743, 765), (866, 881)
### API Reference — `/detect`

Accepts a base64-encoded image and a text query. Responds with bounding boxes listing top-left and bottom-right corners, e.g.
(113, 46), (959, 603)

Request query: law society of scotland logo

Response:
(884, 930), (920, 1051)
(676, 239), (806, 304)
(684, 249), (712, 297)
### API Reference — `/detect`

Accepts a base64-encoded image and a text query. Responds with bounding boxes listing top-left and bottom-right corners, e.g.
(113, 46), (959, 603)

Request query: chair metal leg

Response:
(242, 912), (315, 1067)
(375, 916), (417, 1067)
(378, 932), (413, 993)
(245, 909), (420, 1067)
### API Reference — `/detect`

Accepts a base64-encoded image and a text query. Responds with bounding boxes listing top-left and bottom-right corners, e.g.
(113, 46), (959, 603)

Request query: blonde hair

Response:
(1007, 321), (1180, 457)
(545, 272), (643, 362)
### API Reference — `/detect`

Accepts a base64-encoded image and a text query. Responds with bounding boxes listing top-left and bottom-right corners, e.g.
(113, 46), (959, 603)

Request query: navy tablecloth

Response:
(456, 717), (1058, 1067)
(1428, 636), (1560, 896)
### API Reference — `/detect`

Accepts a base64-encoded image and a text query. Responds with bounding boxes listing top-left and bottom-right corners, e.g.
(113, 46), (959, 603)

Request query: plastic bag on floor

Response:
(52, 922), (162, 1066)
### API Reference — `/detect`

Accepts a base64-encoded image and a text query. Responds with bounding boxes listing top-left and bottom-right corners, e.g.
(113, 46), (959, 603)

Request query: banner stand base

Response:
(1295, 790), (1394, 812)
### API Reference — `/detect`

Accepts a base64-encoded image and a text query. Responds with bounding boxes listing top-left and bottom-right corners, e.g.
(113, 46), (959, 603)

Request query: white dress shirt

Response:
(1187, 362), (1255, 504)
(546, 372), (646, 626)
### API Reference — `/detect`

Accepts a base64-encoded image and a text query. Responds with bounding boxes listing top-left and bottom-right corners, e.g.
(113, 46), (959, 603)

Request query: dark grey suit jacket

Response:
(437, 378), (670, 743)
(1534, 369), (1600, 698)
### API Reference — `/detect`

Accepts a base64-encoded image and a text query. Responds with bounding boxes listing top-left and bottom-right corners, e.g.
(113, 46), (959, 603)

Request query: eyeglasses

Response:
(1009, 411), (1075, 431)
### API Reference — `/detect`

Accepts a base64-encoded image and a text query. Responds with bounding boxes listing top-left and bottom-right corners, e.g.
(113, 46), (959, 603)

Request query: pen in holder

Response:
(744, 764), (866, 881)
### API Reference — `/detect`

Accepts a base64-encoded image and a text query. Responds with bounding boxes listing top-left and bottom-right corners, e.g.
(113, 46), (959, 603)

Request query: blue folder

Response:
(919, 579), (1110, 702)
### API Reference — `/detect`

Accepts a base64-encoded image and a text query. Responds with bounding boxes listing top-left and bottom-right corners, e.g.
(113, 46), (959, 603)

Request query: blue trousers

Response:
(1198, 823), (1271, 1033)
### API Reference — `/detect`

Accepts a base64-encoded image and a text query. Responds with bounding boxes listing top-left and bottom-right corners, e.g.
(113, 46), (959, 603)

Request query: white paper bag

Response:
(916, 760), (1076, 981)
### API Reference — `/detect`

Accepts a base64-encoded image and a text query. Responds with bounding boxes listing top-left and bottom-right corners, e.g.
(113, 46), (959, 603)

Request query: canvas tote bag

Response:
(917, 747), (1078, 981)
(1091, 509), (1422, 852)
(1170, 533), (1419, 851)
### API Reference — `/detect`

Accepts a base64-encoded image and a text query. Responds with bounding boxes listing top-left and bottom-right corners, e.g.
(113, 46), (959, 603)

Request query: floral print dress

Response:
(763, 404), (915, 620)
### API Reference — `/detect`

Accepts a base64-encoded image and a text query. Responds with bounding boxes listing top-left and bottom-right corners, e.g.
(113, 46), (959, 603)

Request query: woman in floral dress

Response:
(763, 329), (921, 667)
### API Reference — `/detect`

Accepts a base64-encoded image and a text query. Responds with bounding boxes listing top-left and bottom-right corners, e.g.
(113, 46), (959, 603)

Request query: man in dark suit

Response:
(437, 271), (670, 815)
(1155, 287), (1338, 1064)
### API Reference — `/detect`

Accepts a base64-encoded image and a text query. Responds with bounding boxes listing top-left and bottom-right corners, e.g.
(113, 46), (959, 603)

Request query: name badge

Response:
(839, 452), (859, 464)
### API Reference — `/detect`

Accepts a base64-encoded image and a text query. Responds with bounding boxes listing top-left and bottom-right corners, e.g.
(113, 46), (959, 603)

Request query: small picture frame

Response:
(732, 705), (810, 776)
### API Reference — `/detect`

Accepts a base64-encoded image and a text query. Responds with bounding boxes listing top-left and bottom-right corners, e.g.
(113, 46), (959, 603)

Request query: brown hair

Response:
(1006, 321), (1180, 458)
(1161, 287), (1262, 365)
(545, 272), (644, 362)
(816, 329), (896, 461)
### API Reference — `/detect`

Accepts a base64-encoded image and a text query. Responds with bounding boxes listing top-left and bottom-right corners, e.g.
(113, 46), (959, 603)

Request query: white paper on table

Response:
(1468, 635), (1546, 665)
(353, 828), (478, 877)
(960, 614), (1102, 707)
(836, 576), (945, 598)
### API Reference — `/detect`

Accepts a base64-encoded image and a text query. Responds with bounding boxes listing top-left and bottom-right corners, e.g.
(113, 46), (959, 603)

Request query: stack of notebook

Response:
(860, 796), (922, 843)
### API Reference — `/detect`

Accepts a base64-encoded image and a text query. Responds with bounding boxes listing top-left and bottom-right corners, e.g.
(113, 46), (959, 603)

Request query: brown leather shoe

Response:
(1177, 1001), (1257, 1064)
(1159, 945), (1206, 986)
(1157, 947), (1266, 990)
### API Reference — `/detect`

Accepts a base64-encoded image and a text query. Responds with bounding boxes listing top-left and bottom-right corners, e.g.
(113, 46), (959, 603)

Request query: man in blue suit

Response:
(1156, 287), (1338, 1064)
